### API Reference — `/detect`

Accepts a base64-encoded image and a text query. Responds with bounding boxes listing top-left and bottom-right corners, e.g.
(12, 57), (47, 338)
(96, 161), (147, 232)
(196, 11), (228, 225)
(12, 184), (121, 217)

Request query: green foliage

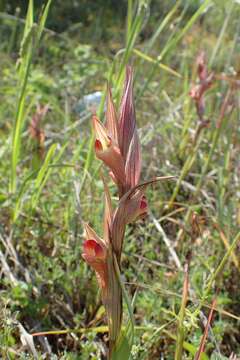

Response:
(10, 0), (52, 193)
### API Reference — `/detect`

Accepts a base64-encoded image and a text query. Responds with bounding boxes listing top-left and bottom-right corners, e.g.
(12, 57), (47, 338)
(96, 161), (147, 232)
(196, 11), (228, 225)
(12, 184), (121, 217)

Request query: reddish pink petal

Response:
(197, 51), (207, 81)
(95, 139), (103, 151)
(102, 176), (113, 242)
(82, 235), (108, 289)
(111, 187), (147, 260)
(189, 85), (200, 100)
(93, 115), (111, 150)
(125, 130), (141, 190)
(83, 239), (105, 258)
(125, 191), (148, 224)
(93, 115), (126, 186)
(95, 142), (124, 181)
(119, 66), (137, 162)
(84, 222), (105, 246)
(95, 140), (126, 186)
(190, 53), (214, 119)
(106, 86), (119, 146)
(140, 196), (147, 209)
(110, 177), (175, 260)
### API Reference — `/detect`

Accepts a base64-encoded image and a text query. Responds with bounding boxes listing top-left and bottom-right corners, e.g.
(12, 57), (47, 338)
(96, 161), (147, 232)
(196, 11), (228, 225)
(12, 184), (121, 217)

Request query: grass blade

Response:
(10, 0), (34, 193)
(112, 254), (135, 360)
(10, 0), (52, 194)
(175, 264), (189, 360)
(37, 0), (52, 42)
(31, 143), (67, 209)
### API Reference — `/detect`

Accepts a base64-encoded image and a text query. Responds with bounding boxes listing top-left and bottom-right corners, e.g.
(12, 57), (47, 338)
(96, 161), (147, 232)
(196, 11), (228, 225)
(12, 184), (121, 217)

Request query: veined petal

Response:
(106, 86), (119, 146)
(93, 115), (111, 151)
(82, 223), (108, 289)
(95, 144), (126, 186)
(102, 176), (113, 242)
(110, 187), (147, 261)
(84, 222), (106, 246)
(119, 66), (136, 162)
(125, 130), (141, 190)
(29, 104), (48, 159)
(93, 116), (126, 186)
(126, 193), (148, 223)
(83, 239), (106, 259)
(111, 176), (175, 260)
(82, 239), (108, 289)
(197, 51), (208, 81)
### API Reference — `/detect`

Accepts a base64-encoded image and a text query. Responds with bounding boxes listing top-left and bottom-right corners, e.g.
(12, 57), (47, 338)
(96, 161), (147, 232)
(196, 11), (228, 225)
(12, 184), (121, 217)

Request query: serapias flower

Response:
(119, 68), (141, 190)
(82, 223), (108, 291)
(93, 115), (126, 188)
(29, 104), (48, 159)
(82, 67), (174, 357)
(92, 66), (142, 197)
(189, 52), (214, 119)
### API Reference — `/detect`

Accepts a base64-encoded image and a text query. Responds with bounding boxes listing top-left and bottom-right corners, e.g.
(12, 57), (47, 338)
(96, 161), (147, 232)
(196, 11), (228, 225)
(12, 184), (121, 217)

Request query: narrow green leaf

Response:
(31, 143), (67, 209)
(175, 265), (189, 360)
(10, 0), (52, 194)
(160, 0), (212, 59)
(37, 0), (52, 42)
(164, 330), (209, 360)
(111, 254), (135, 360)
(11, 0), (34, 193)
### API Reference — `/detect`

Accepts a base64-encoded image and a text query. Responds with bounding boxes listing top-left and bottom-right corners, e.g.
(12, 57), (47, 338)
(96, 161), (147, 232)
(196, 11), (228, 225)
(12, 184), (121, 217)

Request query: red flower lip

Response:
(93, 115), (126, 186)
(95, 139), (103, 152)
(92, 67), (142, 196)
(140, 196), (147, 210)
(82, 224), (108, 289)
(83, 239), (105, 259)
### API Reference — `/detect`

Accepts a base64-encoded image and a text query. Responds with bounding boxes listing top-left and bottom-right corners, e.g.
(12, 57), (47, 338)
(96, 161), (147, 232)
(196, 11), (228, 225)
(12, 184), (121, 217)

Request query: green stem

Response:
(113, 253), (135, 342)
(174, 265), (189, 360)
(192, 231), (240, 322)
(126, 0), (133, 44)
(168, 133), (203, 209)
(205, 231), (240, 296)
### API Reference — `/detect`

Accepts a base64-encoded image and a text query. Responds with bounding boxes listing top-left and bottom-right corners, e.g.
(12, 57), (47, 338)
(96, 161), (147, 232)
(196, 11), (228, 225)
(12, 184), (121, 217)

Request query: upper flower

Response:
(189, 52), (214, 119)
(83, 66), (152, 290)
(93, 115), (126, 188)
(92, 66), (142, 197)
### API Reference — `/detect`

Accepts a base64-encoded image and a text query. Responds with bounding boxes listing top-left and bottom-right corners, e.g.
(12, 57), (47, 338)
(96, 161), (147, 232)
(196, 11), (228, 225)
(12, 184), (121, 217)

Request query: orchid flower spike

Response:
(82, 67), (175, 357)
(92, 66), (142, 197)
(189, 52), (214, 119)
